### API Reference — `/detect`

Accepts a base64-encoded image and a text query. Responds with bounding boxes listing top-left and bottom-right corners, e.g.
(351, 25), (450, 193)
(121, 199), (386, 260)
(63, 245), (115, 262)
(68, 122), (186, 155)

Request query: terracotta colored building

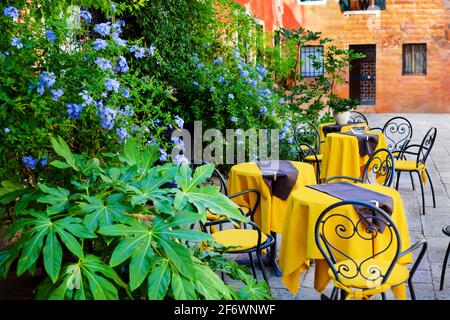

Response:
(235, 0), (449, 113)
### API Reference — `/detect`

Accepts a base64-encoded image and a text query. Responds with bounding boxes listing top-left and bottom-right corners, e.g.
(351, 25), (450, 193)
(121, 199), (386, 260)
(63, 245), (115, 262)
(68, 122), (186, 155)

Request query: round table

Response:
(318, 122), (369, 146)
(320, 131), (387, 181)
(279, 183), (413, 300)
(228, 161), (316, 234)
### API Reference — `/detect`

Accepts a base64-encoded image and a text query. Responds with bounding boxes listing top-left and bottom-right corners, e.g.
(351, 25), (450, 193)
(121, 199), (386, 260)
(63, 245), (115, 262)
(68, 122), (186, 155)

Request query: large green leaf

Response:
(50, 136), (79, 171)
(194, 264), (233, 300)
(0, 180), (26, 205)
(120, 139), (159, 176)
(129, 240), (154, 290)
(157, 237), (196, 279)
(37, 184), (70, 215)
(147, 260), (170, 300)
(79, 194), (133, 231)
(43, 226), (63, 282)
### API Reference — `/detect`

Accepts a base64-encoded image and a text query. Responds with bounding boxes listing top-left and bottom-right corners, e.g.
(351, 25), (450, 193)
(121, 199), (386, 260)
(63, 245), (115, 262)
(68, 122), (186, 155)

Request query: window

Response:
(340, 0), (386, 11)
(403, 44), (427, 75)
(300, 46), (324, 78)
(298, 0), (327, 4)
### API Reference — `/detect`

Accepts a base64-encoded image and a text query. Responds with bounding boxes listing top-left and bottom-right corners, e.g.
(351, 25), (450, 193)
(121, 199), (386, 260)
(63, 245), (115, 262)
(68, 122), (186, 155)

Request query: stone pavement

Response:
(225, 113), (450, 300)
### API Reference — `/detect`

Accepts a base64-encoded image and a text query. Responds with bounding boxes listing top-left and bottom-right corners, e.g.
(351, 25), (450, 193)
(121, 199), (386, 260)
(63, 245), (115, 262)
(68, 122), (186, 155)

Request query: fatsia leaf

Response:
(147, 260), (170, 300)
(43, 226), (63, 283)
(50, 136), (79, 171)
(129, 239), (154, 290)
(79, 194), (133, 231)
(37, 184), (70, 215)
(171, 271), (197, 300)
(157, 237), (196, 279)
(194, 264), (233, 300)
(0, 180), (26, 205)
(126, 174), (170, 208)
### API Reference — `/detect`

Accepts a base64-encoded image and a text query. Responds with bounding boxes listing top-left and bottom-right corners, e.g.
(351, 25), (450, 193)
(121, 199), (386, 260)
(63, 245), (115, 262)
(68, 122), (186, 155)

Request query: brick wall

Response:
(235, 0), (450, 113)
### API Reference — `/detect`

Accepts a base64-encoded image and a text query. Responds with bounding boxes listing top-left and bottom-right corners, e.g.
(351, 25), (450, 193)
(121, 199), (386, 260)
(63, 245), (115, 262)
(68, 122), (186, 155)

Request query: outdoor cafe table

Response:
(279, 183), (413, 300)
(318, 122), (369, 145)
(320, 131), (387, 181)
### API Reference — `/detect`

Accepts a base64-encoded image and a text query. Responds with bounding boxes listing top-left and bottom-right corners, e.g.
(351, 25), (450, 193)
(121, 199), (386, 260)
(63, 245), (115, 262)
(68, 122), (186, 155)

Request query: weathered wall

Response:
(235, 0), (450, 113)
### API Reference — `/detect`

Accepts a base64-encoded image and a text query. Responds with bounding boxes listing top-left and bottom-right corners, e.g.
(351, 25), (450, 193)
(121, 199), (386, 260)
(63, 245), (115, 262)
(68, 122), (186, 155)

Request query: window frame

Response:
(402, 43), (427, 76)
(300, 45), (325, 78)
(297, 0), (327, 5)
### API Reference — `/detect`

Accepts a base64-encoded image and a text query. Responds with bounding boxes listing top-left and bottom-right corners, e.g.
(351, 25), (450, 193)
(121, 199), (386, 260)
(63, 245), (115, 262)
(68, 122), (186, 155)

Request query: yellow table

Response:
(320, 131), (387, 181)
(228, 161), (316, 235)
(279, 183), (413, 300)
(318, 122), (368, 145)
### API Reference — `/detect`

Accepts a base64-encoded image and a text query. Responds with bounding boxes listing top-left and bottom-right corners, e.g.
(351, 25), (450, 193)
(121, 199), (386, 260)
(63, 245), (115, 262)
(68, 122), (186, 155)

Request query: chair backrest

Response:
(382, 116), (413, 151)
(349, 111), (368, 125)
(196, 161), (228, 195)
(416, 127), (437, 167)
(314, 200), (401, 287)
(362, 148), (395, 187)
(294, 121), (320, 150)
(297, 143), (321, 182)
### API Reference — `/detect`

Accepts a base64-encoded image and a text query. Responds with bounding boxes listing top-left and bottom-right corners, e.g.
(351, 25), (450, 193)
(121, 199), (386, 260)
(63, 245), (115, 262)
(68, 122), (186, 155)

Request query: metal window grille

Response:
(403, 44), (427, 75)
(300, 46), (324, 78)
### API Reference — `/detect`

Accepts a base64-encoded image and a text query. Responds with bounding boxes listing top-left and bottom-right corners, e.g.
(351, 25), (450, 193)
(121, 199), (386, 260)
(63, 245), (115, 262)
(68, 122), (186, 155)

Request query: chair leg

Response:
(248, 252), (257, 279)
(395, 171), (402, 190)
(417, 171), (426, 215)
(425, 169), (436, 208)
(409, 172), (416, 191)
(256, 249), (269, 285)
(381, 292), (386, 300)
(331, 287), (339, 300)
(408, 279), (416, 300)
(440, 242), (450, 290)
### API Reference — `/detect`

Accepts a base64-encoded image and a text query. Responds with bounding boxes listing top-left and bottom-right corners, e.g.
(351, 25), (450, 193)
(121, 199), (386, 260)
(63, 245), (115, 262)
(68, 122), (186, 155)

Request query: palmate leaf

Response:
(79, 194), (133, 232)
(120, 139), (159, 176)
(9, 212), (94, 283)
(0, 180), (27, 205)
(194, 264), (233, 300)
(175, 163), (214, 192)
(147, 260), (171, 300)
(157, 237), (196, 279)
(37, 184), (70, 215)
(152, 216), (213, 242)
(50, 136), (79, 171)
(37, 255), (129, 300)
(171, 271), (196, 300)
(237, 273), (272, 300)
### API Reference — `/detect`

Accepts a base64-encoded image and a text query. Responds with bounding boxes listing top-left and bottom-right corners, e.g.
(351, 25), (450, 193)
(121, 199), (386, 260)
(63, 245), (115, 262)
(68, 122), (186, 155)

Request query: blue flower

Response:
(67, 103), (83, 119)
(40, 156), (48, 167)
(121, 87), (130, 98)
(148, 45), (155, 56)
(236, 63), (243, 70)
(159, 149), (167, 162)
(36, 71), (56, 94)
(104, 78), (120, 92)
(115, 56), (129, 73)
(3, 6), (18, 19)
(279, 98), (285, 104)
(228, 93), (235, 100)
(174, 115), (184, 129)
(112, 33), (126, 46)
(129, 45), (145, 58)
(240, 70), (249, 78)
(232, 50), (240, 58)
(79, 90), (93, 106)
(214, 56), (223, 64)
(4, 128), (10, 133)
(112, 20), (124, 33)
(94, 57), (113, 72)
(111, 3), (117, 13)
(249, 79), (258, 87)
(94, 22), (111, 37)
(116, 127), (128, 143)
(196, 63), (203, 68)
(93, 39), (108, 51)
(192, 81), (199, 86)
(218, 76), (226, 84)
(284, 120), (291, 127)
(259, 106), (268, 115)
(23, 156), (39, 169)
(45, 30), (56, 43)
(256, 65), (268, 77)
(119, 105), (134, 117)
(231, 116), (238, 123)
(287, 138), (293, 144)
(80, 10), (92, 23)
(209, 87), (215, 92)
(99, 105), (117, 130)
(11, 37), (22, 49)
(51, 89), (64, 102)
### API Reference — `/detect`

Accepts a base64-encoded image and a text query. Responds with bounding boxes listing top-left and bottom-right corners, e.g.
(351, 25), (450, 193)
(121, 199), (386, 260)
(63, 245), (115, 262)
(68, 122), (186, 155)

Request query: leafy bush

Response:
(0, 137), (272, 300)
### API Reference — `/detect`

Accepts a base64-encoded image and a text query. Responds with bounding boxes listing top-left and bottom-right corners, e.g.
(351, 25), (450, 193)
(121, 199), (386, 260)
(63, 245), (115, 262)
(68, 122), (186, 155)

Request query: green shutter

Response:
(375, 0), (386, 10)
(339, 0), (350, 11)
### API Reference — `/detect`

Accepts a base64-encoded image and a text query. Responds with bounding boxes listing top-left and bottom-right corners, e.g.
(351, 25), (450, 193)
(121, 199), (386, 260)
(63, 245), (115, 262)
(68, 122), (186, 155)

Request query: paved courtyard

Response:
(225, 113), (450, 300)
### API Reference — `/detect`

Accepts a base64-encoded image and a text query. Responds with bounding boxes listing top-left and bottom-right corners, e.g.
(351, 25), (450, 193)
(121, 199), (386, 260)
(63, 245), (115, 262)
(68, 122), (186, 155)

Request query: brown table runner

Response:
(307, 182), (393, 232)
(340, 132), (379, 157)
(322, 122), (361, 136)
(256, 160), (298, 201)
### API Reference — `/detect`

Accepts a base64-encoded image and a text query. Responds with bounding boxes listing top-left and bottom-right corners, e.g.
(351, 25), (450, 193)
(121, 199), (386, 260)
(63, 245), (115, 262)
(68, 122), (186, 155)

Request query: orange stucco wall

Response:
(235, 0), (450, 113)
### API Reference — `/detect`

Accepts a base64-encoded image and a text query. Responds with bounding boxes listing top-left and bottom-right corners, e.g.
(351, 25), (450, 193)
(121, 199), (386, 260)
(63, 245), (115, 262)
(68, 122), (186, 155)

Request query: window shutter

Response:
(375, 0), (386, 10)
(339, 0), (350, 11)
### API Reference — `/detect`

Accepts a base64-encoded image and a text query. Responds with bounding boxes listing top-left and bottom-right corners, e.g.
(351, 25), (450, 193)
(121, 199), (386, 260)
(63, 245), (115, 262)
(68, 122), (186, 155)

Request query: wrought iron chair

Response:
(200, 194), (275, 286)
(324, 148), (395, 187)
(294, 121), (322, 181)
(315, 200), (428, 300)
(440, 226), (450, 291)
(349, 111), (369, 125)
(395, 127), (437, 215)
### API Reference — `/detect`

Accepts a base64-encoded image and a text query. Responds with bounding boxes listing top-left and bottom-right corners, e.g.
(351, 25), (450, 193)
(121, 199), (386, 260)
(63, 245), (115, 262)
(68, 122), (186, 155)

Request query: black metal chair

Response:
(395, 127), (437, 215)
(440, 226), (450, 290)
(294, 120), (322, 151)
(349, 111), (369, 125)
(325, 148), (395, 187)
(297, 143), (321, 182)
(315, 200), (428, 300)
(200, 193), (275, 286)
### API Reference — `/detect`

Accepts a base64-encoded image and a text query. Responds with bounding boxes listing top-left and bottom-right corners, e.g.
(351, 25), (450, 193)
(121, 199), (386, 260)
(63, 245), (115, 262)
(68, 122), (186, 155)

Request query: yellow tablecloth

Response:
(228, 161), (316, 234)
(279, 183), (413, 300)
(320, 131), (387, 181)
